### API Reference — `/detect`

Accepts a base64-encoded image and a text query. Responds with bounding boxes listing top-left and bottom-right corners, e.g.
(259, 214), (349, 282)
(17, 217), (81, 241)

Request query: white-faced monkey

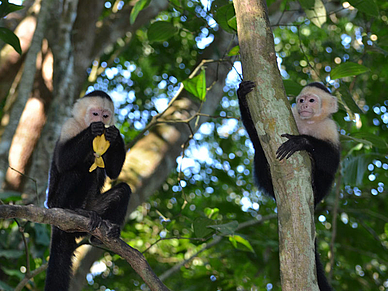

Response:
(44, 91), (131, 291)
(237, 81), (340, 291)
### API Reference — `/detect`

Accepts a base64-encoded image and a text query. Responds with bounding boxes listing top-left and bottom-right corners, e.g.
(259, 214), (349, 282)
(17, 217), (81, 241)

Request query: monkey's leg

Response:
(89, 183), (131, 239)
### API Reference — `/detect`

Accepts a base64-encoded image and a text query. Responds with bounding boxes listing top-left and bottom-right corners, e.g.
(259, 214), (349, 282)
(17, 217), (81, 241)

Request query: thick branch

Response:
(0, 205), (170, 291)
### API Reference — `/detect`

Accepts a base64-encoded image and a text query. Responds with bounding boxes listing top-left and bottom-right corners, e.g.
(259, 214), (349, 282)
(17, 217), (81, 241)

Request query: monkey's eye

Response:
(103, 114), (109, 119)
(299, 99), (304, 103)
(309, 98), (315, 103)
(93, 112), (99, 116)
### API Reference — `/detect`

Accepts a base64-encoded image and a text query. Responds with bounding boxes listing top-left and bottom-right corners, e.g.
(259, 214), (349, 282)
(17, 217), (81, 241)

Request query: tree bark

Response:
(233, 0), (318, 290)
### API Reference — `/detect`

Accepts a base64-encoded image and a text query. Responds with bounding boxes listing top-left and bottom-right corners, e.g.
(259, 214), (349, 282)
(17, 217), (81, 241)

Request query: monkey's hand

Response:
(74, 209), (103, 231)
(91, 122), (105, 136)
(276, 134), (312, 160)
(237, 81), (255, 100)
(105, 126), (119, 142)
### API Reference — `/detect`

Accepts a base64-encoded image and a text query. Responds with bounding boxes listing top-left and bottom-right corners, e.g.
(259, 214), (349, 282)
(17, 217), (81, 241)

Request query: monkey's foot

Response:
(104, 220), (121, 238)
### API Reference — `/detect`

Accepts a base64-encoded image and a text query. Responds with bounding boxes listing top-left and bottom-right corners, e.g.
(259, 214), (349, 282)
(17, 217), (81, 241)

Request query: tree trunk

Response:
(233, 0), (318, 290)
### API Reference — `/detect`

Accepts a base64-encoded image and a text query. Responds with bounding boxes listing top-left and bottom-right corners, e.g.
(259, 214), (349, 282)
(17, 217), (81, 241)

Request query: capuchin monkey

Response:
(44, 91), (131, 291)
(237, 81), (340, 291)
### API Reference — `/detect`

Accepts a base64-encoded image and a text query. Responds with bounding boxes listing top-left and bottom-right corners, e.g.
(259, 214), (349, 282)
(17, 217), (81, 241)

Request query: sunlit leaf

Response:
(304, 0), (326, 28)
(204, 207), (220, 219)
(147, 21), (178, 42)
(228, 45), (240, 56)
(182, 69), (207, 101)
(229, 235), (255, 253)
(130, 0), (151, 25)
(208, 220), (238, 235)
(330, 62), (370, 79)
(385, 223), (388, 237)
(0, 27), (21, 55)
(348, 0), (379, 17)
(227, 16), (237, 32)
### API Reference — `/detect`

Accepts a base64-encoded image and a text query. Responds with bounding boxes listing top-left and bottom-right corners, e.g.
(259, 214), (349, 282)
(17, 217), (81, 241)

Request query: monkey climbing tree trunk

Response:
(233, 0), (319, 290)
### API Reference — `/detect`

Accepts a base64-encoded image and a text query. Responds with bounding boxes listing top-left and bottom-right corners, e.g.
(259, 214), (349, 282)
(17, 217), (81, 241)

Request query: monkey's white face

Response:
(86, 107), (113, 126)
(296, 94), (321, 120)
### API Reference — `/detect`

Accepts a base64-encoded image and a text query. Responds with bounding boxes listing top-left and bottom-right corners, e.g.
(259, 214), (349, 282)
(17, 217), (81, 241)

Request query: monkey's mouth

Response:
(299, 110), (313, 117)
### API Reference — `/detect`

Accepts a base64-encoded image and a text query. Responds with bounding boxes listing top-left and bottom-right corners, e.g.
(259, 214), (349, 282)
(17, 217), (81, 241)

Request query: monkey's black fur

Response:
(237, 81), (340, 291)
(45, 105), (130, 290)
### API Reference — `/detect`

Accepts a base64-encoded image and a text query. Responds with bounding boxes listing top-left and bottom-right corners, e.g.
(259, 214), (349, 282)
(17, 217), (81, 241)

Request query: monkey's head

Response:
(295, 82), (338, 122)
(72, 90), (115, 128)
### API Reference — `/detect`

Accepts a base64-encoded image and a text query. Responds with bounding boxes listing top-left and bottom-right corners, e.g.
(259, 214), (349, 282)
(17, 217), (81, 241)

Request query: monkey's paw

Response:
(276, 134), (308, 160)
(237, 81), (255, 100)
(105, 126), (119, 142)
(91, 122), (105, 136)
(104, 220), (121, 239)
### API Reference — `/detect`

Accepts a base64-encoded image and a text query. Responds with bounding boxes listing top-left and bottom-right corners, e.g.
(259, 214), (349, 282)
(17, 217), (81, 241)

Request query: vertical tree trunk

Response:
(233, 0), (319, 290)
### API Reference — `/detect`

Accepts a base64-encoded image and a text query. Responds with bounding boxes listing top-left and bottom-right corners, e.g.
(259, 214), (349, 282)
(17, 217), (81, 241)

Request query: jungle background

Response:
(0, 0), (387, 290)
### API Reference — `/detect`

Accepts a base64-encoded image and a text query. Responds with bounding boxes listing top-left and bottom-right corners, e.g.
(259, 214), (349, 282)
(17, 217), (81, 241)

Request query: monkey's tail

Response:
(315, 240), (334, 291)
(45, 226), (77, 291)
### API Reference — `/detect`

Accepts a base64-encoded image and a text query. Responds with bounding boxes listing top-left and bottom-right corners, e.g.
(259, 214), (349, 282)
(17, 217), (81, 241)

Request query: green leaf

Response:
(283, 80), (303, 97)
(213, 4), (236, 34)
(0, 250), (23, 259)
(193, 217), (215, 238)
(299, 0), (315, 9)
(147, 21), (178, 42)
(227, 15), (237, 32)
(385, 223), (388, 237)
(337, 85), (363, 114)
(304, 0), (326, 28)
(348, 0), (379, 17)
(350, 132), (388, 149)
(228, 45), (240, 56)
(229, 235), (255, 253)
(208, 221), (238, 235)
(341, 154), (368, 186)
(182, 69), (207, 101)
(0, 2), (23, 18)
(330, 62), (370, 80)
(0, 27), (21, 55)
(34, 224), (51, 246)
(130, 0), (151, 25)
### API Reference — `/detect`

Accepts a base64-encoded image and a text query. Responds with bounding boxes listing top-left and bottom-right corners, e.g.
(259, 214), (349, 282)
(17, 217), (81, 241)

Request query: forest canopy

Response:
(0, 0), (387, 290)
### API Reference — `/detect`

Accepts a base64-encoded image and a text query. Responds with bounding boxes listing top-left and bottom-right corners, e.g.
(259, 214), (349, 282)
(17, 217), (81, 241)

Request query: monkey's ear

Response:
(328, 96), (338, 114)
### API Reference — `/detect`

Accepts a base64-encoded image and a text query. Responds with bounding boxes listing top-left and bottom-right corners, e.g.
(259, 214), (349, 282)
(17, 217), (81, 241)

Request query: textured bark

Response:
(233, 0), (318, 290)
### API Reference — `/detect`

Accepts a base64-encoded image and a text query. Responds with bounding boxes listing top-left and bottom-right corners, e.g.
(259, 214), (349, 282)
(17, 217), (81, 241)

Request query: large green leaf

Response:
(208, 221), (238, 235)
(213, 4), (236, 34)
(304, 0), (326, 28)
(182, 69), (207, 101)
(349, 132), (388, 149)
(193, 217), (215, 238)
(229, 235), (255, 253)
(147, 21), (178, 42)
(283, 79), (303, 97)
(348, 0), (379, 17)
(0, 2), (23, 18)
(0, 27), (21, 55)
(330, 62), (370, 79)
(130, 0), (151, 25)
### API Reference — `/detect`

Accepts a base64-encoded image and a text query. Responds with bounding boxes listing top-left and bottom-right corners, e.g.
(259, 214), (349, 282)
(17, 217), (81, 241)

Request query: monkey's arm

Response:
(237, 81), (261, 149)
(54, 122), (104, 172)
(237, 81), (274, 197)
(103, 125), (126, 179)
(277, 134), (340, 204)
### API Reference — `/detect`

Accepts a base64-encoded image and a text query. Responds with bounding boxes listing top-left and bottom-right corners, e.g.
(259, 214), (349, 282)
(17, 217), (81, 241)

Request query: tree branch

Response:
(0, 205), (170, 291)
